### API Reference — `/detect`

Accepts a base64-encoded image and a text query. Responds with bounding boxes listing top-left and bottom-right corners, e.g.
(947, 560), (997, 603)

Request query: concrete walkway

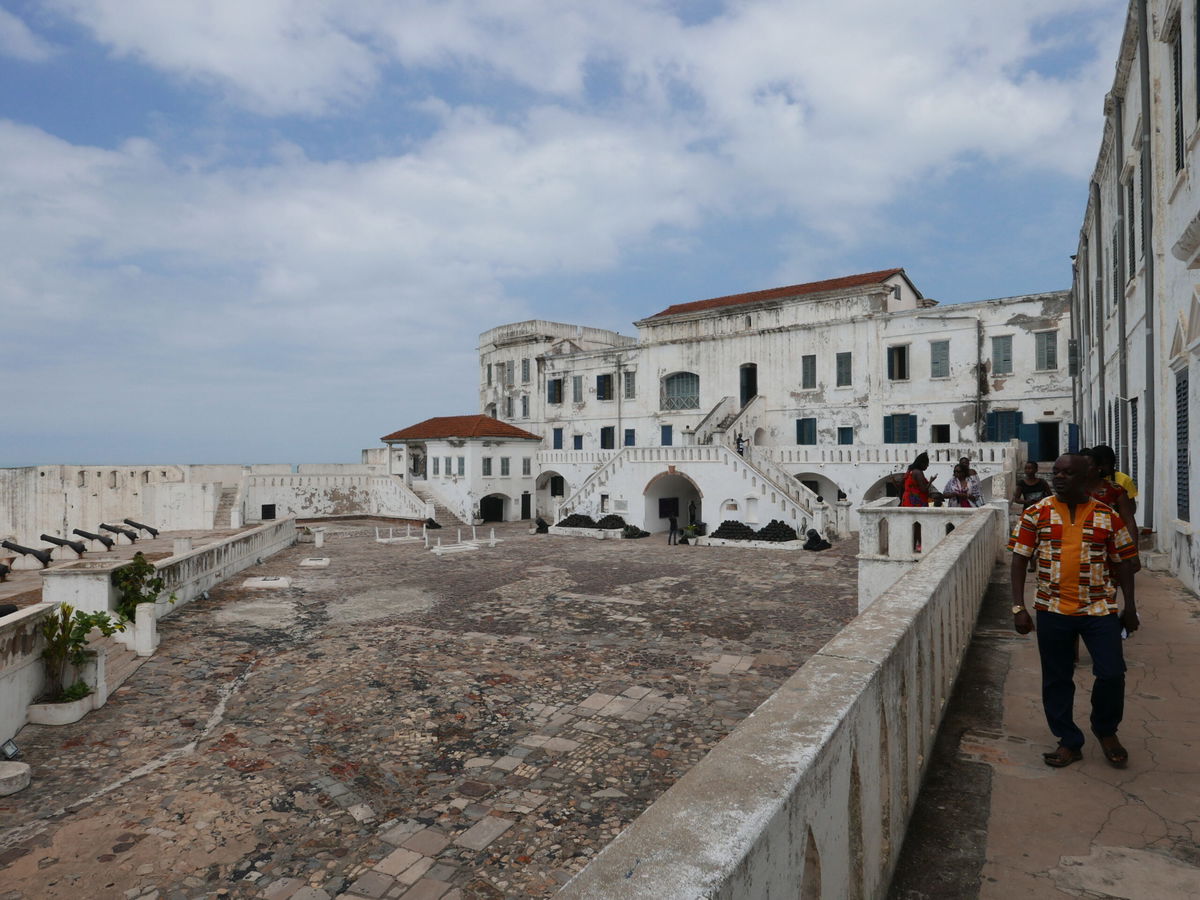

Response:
(891, 566), (1200, 898)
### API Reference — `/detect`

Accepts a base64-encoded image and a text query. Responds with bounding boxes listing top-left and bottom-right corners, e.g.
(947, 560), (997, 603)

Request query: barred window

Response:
(661, 372), (700, 409)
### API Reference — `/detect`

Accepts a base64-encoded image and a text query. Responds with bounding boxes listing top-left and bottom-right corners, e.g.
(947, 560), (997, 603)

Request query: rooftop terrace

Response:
(0, 520), (859, 898)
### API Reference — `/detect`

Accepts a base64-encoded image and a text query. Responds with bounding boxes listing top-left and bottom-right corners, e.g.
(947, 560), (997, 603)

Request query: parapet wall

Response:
(559, 506), (1003, 899)
(244, 475), (426, 523)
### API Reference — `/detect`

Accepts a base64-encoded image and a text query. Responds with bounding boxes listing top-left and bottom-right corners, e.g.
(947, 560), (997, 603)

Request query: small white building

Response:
(473, 269), (1072, 535)
(380, 415), (543, 523)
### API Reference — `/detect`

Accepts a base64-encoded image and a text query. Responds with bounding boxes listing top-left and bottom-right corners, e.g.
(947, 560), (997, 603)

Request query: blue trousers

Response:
(1036, 610), (1126, 750)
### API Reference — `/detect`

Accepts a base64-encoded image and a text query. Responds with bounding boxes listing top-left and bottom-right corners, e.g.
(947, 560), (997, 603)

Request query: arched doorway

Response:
(643, 471), (703, 534)
(535, 470), (567, 520)
(479, 494), (509, 522)
(795, 472), (845, 503)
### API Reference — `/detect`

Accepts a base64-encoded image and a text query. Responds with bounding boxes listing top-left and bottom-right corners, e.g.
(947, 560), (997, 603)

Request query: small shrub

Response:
(111, 552), (166, 621)
(622, 525), (650, 539)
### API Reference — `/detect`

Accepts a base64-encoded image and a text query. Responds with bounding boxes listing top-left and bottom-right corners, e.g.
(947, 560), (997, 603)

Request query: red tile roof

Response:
(381, 415), (541, 442)
(644, 268), (907, 319)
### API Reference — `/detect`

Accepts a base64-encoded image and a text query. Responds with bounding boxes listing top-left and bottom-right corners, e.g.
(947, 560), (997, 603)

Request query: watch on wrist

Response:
(1011, 605), (1026, 615)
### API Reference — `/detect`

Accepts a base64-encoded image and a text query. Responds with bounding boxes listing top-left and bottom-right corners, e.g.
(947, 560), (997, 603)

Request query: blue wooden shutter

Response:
(884, 415), (895, 444)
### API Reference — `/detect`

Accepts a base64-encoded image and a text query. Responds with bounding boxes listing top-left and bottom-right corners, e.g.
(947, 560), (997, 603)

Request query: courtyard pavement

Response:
(0, 519), (858, 900)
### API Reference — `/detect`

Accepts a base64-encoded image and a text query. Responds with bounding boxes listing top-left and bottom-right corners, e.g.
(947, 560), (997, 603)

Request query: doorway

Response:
(521, 493), (531, 520)
(1037, 422), (1060, 462)
(479, 495), (505, 522)
(739, 363), (758, 407)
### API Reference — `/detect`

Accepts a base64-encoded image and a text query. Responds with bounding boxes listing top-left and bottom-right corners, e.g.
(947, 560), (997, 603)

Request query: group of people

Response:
(897, 452), (984, 508)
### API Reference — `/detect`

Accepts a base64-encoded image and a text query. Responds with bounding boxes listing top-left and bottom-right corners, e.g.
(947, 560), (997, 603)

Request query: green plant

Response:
(60, 680), (93, 702)
(111, 552), (166, 621)
(40, 603), (122, 703)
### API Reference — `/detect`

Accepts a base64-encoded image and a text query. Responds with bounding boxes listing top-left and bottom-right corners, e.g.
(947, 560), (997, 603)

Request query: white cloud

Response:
(0, 7), (56, 61)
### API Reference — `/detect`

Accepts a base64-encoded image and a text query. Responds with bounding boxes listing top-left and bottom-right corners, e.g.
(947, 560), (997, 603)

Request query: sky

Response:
(0, 0), (1127, 465)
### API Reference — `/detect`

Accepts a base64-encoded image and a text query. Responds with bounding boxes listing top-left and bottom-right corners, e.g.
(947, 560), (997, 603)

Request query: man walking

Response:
(1008, 452), (1139, 768)
(667, 514), (679, 545)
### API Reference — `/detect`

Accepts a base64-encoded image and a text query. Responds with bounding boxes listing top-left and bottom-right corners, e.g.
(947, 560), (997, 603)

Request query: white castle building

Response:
(375, 269), (1072, 537)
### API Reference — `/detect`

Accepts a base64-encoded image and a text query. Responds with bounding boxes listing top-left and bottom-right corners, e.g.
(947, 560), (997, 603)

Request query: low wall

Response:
(856, 499), (1006, 612)
(245, 474), (425, 523)
(559, 506), (1002, 900)
(0, 605), (54, 744)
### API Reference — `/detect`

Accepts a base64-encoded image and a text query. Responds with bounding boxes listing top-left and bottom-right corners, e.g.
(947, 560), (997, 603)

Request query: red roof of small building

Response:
(644, 268), (907, 319)
(381, 415), (541, 443)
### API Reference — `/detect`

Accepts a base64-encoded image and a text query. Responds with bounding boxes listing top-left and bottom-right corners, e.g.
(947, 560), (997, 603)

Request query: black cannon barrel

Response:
(99, 523), (138, 541)
(40, 534), (88, 554)
(0, 563), (10, 582)
(72, 528), (115, 549)
(0, 540), (52, 567)
(123, 519), (159, 538)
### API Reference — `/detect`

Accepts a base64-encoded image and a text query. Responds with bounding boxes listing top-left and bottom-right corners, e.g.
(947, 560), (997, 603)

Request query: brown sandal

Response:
(1043, 745), (1083, 768)
(1099, 736), (1128, 768)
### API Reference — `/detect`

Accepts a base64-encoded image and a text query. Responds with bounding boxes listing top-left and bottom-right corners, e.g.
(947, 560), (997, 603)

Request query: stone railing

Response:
(693, 395), (737, 445)
(764, 440), (1021, 469)
(41, 519), (297, 655)
(0, 604), (56, 744)
(559, 506), (1003, 900)
(535, 450), (620, 467)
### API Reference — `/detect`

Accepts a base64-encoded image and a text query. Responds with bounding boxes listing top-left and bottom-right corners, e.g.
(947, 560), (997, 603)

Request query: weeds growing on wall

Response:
(111, 551), (166, 621)
(40, 603), (122, 703)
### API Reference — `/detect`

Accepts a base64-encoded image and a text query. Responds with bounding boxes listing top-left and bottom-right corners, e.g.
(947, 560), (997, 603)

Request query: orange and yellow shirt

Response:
(1008, 496), (1137, 616)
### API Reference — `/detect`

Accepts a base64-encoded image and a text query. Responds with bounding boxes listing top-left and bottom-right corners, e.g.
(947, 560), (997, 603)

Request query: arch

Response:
(752, 426), (768, 446)
(660, 371), (700, 409)
(643, 471), (703, 533)
(535, 470), (567, 519)
(800, 827), (821, 900)
(479, 493), (511, 522)
(719, 498), (740, 519)
(795, 472), (846, 503)
(484, 402), (498, 418)
(912, 521), (922, 553)
(863, 473), (902, 503)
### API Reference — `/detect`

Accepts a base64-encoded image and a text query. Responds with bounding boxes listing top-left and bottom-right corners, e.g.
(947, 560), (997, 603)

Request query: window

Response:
(931, 424), (951, 443)
(521, 358), (530, 383)
(835, 352), (852, 387)
(572, 375), (583, 403)
(883, 414), (918, 444)
(837, 426), (854, 445)
(550, 475), (564, 496)
(1126, 172), (1137, 274)
(1130, 397), (1139, 487)
(500, 457), (510, 477)
(432, 457), (440, 476)
(795, 417), (817, 445)
(624, 371), (636, 399)
(572, 434), (583, 450)
(1069, 338), (1079, 376)
(661, 425), (673, 446)
(444, 456), (451, 476)
(1035, 331), (1058, 371)
(482, 457), (492, 476)
(886, 345), (909, 381)
(930, 340), (950, 378)
(661, 372), (700, 409)
(1173, 30), (1184, 172)
(624, 428), (636, 447)
(801, 354), (816, 390)
(457, 457), (465, 476)
(548, 378), (563, 404)
(505, 396), (514, 418)
(505, 360), (515, 386)
(600, 494), (609, 513)
(522, 457), (531, 476)
(986, 410), (1022, 442)
(1177, 368), (1189, 521)
(992, 335), (1013, 375)
(600, 426), (615, 449)
(552, 427), (563, 450)
(520, 394), (529, 418)
(596, 373), (613, 401)
(486, 363), (492, 386)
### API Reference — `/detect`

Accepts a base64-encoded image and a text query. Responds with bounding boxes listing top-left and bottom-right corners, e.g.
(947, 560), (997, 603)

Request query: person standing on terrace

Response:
(1008, 452), (1139, 769)
(899, 452), (935, 507)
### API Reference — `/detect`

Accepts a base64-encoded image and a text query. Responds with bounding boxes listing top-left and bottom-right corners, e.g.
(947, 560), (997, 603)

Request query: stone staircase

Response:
(215, 485), (238, 529)
(95, 633), (148, 697)
(408, 482), (465, 526)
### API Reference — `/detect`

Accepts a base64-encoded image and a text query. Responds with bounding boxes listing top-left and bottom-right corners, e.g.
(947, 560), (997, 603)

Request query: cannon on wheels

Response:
(72, 528), (115, 550)
(99, 523), (138, 543)
(39, 534), (88, 560)
(123, 519), (159, 539)
(0, 540), (52, 569)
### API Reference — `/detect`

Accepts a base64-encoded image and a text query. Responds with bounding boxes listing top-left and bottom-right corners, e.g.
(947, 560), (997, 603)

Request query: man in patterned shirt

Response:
(1009, 452), (1139, 768)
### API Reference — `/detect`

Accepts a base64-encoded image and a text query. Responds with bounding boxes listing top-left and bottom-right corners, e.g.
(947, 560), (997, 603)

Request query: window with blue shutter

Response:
(552, 427), (563, 449)
(836, 352), (852, 387)
(883, 414), (918, 443)
(661, 425), (673, 446)
(796, 418), (816, 445)
(930, 341), (949, 378)
(837, 427), (853, 445)
(600, 426), (615, 449)
(624, 428), (636, 447)
(1177, 369), (1190, 521)
(992, 336), (1013, 375)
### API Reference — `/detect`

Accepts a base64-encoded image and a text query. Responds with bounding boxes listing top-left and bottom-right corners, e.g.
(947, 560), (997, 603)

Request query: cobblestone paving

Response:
(0, 521), (858, 900)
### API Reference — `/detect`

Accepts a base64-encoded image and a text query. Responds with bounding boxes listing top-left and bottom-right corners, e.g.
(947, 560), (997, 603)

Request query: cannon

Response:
(0, 540), (52, 567)
(0, 562), (9, 582)
(40, 534), (88, 555)
(72, 528), (115, 550)
(123, 519), (159, 538)
(99, 523), (138, 541)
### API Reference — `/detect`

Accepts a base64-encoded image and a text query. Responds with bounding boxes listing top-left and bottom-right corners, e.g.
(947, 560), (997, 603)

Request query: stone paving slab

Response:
(0, 519), (857, 898)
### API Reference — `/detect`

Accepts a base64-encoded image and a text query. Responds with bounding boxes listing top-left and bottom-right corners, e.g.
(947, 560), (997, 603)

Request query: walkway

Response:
(891, 564), (1200, 898)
